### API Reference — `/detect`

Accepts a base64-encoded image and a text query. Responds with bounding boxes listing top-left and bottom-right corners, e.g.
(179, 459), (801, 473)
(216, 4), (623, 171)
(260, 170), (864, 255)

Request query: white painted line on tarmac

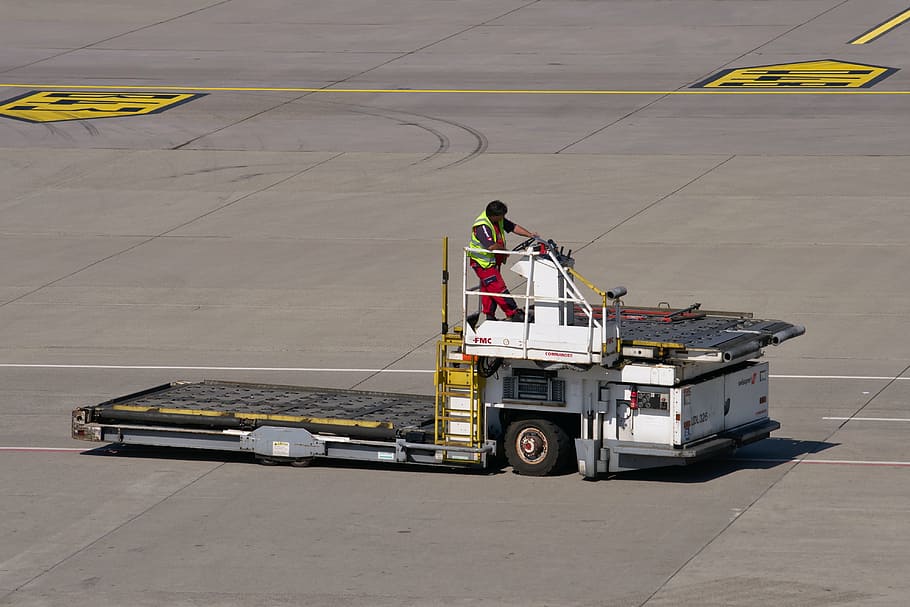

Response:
(823, 417), (910, 422)
(792, 458), (910, 467)
(0, 364), (907, 380)
(773, 374), (909, 380)
(734, 457), (910, 467)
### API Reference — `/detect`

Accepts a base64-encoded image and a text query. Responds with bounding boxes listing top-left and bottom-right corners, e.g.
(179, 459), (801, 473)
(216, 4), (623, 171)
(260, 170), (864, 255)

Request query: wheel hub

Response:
(517, 428), (548, 463)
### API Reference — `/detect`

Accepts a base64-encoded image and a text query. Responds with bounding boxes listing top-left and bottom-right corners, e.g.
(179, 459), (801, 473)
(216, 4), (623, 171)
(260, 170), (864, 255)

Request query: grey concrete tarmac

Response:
(2, 1), (909, 605)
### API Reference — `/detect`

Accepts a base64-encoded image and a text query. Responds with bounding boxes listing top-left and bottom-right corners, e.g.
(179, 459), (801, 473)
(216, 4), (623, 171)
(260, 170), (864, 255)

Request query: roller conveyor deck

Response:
(82, 380), (436, 442)
(573, 303), (803, 362)
(619, 315), (793, 348)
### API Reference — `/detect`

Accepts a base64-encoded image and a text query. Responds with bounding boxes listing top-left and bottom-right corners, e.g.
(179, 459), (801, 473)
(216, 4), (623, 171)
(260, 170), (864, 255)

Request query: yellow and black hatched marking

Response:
(693, 59), (898, 89)
(0, 90), (205, 123)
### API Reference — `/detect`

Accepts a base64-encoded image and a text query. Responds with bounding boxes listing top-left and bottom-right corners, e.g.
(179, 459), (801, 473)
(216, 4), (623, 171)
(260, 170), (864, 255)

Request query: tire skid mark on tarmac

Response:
(319, 99), (488, 169)
(315, 101), (450, 165)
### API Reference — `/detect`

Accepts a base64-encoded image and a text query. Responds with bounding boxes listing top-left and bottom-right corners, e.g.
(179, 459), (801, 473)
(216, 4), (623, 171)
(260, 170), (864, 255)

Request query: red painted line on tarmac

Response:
(0, 447), (87, 452)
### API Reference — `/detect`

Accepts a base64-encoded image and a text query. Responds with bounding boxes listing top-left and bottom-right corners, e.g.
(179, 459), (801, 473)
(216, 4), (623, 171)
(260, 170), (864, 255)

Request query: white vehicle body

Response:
(72, 239), (803, 480)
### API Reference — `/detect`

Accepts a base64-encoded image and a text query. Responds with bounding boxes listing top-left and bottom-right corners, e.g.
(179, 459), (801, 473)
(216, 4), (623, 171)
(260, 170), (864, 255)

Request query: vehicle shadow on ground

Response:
(79, 437), (834, 482)
(608, 437), (837, 484)
(80, 443), (503, 476)
(732, 436), (838, 464)
(82, 444), (256, 464)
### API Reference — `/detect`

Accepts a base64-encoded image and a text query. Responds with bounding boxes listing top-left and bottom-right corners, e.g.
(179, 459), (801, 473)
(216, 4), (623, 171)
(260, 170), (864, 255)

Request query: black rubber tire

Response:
(256, 456), (314, 467)
(504, 419), (573, 476)
(255, 455), (283, 466)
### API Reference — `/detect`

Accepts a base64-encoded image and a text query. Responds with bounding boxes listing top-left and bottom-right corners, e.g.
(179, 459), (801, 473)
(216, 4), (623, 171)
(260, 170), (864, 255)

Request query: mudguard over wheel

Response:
(504, 419), (573, 476)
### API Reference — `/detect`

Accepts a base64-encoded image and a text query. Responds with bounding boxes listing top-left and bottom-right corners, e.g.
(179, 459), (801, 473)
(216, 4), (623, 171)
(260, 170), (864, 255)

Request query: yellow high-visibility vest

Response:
(467, 211), (505, 268)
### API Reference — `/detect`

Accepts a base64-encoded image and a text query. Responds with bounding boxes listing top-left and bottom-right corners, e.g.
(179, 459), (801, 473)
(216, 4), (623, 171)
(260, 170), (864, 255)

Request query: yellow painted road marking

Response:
(0, 83), (909, 95)
(850, 7), (910, 44)
(693, 60), (897, 89)
(235, 412), (391, 429)
(110, 403), (392, 429)
(0, 91), (204, 123)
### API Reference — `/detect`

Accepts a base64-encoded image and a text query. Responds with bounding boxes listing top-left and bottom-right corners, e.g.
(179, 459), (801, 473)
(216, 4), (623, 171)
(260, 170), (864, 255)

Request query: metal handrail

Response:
(462, 246), (603, 359)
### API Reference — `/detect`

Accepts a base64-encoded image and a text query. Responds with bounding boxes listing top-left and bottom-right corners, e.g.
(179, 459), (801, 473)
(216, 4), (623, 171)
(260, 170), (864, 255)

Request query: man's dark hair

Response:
(486, 200), (508, 217)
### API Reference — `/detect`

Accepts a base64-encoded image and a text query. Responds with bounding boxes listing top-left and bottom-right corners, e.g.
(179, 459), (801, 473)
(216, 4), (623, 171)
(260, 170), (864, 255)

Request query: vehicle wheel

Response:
(504, 419), (572, 476)
(255, 455), (283, 466)
(290, 457), (315, 468)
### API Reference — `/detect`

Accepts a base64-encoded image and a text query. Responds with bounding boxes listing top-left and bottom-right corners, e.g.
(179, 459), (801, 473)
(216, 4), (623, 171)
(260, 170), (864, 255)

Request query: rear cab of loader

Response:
(588, 361), (778, 475)
(461, 239), (802, 478)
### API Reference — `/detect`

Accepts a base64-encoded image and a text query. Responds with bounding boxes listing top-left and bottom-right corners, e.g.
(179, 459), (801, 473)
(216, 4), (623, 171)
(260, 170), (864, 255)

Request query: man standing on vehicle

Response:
(467, 200), (539, 322)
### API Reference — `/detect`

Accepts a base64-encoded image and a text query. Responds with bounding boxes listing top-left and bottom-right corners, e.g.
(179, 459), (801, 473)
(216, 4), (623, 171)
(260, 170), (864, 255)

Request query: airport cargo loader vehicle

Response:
(72, 238), (804, 479)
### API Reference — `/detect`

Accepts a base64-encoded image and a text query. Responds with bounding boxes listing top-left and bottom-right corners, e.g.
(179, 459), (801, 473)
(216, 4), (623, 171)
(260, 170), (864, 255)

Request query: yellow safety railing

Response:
(434, 238), (484, 460)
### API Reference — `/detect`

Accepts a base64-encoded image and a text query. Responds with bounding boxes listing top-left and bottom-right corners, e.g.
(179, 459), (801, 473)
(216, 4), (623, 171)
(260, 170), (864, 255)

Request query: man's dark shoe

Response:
(485, 314), (498, 321)
(510, 310), (526, 323)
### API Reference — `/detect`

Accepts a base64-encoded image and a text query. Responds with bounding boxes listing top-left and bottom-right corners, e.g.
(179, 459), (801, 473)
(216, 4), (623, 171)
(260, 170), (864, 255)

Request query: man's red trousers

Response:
(471, 262), (519, 318)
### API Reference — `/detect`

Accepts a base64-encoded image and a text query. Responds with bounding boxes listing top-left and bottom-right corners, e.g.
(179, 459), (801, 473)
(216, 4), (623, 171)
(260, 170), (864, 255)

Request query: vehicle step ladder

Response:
(434, 330), (484, 463)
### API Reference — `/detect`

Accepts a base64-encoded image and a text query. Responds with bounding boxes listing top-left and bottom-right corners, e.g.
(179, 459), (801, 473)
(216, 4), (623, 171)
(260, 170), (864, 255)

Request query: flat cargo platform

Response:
(618, 316), (795, 350)
(574, 304), (802, 358)
(84, 380), (436, 442)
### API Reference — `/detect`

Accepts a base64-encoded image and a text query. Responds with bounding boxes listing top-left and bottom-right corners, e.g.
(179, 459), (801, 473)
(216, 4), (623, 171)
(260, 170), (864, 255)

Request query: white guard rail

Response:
(462, 245), (606, 362)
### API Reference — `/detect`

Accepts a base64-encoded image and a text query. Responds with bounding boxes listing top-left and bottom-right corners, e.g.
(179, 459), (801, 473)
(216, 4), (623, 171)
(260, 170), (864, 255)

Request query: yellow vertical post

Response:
(441, 236), (449, 336)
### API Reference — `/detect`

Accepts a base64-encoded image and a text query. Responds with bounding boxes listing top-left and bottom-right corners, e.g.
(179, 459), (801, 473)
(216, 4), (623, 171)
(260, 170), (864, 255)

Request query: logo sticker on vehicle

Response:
(0, 91), (205, 123)
(692, 59), (897, 88)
